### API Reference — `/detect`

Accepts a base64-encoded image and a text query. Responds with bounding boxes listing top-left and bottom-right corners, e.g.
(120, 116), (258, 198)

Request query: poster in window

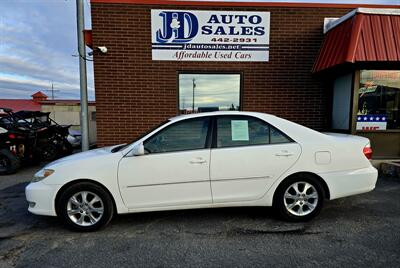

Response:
(356, 114), (387, 131)
(231, 120), (249, 141)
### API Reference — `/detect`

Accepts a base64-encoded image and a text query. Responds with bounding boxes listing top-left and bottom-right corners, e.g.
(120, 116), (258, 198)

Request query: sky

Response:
(179, 74), (241, 111)
(0, 0), (94, 100)
(0, 0), (399, 100)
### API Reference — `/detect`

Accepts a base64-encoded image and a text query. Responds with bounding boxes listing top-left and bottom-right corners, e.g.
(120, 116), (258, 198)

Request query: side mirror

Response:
(131, 142), (145, 156)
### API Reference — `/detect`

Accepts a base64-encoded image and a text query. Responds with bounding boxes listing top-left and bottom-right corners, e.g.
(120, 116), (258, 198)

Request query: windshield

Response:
(112, 120), (170, 153)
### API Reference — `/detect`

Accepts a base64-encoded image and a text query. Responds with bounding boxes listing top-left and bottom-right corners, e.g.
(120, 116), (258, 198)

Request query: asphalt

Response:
(0, 164), (399, 268)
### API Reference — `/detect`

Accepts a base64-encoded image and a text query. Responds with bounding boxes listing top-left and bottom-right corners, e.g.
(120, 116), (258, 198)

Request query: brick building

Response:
(89, 0), (400, 158)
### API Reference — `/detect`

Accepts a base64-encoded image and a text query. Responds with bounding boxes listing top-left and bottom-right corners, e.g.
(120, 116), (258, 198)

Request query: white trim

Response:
(358, 7), (400, 15)
(324, 9), (357, 33)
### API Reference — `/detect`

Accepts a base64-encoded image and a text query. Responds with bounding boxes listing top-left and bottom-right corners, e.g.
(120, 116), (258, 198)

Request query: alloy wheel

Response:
(283, 181), (319, 216)
(66, 191), (104, 227)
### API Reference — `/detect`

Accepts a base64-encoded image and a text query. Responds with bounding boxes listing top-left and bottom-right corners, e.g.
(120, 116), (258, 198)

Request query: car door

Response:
(118, 117), (212, 209)
(210, 115), (301, 203)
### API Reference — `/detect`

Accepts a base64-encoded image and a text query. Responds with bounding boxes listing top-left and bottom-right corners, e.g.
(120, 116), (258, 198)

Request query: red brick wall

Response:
(91, 3), (351, 146)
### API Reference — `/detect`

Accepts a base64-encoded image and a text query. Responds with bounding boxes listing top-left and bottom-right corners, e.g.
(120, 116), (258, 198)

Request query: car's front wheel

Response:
(58, 182), (114, 231)
(274, 175), (324, 222)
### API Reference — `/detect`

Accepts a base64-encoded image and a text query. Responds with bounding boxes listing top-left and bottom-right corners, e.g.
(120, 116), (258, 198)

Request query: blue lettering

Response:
(156, 11), (198, 43)
(221, 15), (233, 24)
(201, 25), (213, 35)
(248, 15), (262, 24)
(207, 15), (220, 24)
(234, 15), (247, 24)
(254, 26), (265, 36)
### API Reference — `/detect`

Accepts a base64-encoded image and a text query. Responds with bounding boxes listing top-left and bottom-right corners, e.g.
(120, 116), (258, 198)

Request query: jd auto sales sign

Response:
(151, 10), (270, 62)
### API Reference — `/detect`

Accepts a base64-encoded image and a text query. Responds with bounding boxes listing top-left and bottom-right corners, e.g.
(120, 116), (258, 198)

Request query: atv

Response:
(0, 108), (73, 175)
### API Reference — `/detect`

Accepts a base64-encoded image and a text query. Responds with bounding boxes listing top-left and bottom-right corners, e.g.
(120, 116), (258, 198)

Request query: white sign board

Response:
(151, 10), (270, 61)
(356, 114), (387, 131)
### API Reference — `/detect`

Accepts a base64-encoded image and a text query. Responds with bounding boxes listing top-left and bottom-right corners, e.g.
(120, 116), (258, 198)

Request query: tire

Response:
(273, 175), (324, 222)
(37, 142), (58, 161)
(62, 139), (73, 156)
(0, 149), (20, 175)
(57, 182), (114, 231)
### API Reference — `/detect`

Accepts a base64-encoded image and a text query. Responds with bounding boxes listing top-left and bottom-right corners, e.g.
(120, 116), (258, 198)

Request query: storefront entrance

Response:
(313, 8), (400, 159)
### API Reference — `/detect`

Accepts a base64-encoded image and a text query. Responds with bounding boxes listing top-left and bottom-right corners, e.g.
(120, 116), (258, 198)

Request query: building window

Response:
(91, 111), (96, 121)
(357, 70), (400, 131)
(178, 73), (241, 114)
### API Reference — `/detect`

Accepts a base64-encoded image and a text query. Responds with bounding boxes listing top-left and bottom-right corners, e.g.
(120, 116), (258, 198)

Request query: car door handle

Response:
(275, 151), (294, 157)
(189, 158), (207, 164)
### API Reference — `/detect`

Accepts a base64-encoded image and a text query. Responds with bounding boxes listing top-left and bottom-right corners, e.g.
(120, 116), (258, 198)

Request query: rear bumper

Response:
(319, 166), (378, 200)
(25, 181), (60, 216)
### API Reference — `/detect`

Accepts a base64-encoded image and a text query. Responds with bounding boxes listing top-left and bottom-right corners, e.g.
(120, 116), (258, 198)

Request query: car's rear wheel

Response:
(58, 182), (114, 231)
(274, 175), (324, 222)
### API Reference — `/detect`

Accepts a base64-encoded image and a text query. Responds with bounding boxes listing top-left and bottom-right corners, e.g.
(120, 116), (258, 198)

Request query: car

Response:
(25, 111), (378, 231)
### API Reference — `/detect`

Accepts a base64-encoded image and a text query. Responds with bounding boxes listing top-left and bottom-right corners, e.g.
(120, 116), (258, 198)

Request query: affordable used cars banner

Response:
(151, 10), (270, 62)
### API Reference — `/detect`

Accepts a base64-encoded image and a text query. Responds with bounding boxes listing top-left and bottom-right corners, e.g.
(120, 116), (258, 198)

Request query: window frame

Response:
(142, 116), (213, 155)
(141, 115), (295, 155)
(177, 71), (244, 114)
(354, 69), (400, 133)
(211, 115), (295, 149)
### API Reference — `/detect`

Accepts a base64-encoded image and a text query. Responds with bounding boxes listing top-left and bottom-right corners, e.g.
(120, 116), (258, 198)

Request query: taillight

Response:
(8, 133), (15, 139)
(363, 144), (373, 160)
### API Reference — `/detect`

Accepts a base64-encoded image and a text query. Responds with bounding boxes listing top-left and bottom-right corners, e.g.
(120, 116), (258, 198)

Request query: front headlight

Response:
(32, 169), (55, 182)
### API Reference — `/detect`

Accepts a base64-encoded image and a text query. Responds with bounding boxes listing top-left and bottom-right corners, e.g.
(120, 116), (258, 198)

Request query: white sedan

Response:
(25, 112), (377, 231)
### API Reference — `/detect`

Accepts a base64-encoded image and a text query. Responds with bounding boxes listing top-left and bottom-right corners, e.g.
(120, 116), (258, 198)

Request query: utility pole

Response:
(51, 83), (54, 100)
(76, 0), (89, 151)
(44, 83), (59, 100)
(192, 78), (196, 112)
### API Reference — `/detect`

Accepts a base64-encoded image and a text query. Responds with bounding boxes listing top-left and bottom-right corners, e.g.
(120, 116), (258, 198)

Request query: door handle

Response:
(189, 158), (207, 164)
(275, 151), (294, 157)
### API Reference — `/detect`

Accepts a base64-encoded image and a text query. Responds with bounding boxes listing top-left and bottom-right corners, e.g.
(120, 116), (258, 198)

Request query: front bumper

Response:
(25, 181), (60, 216)
(320, 165), (378, 200)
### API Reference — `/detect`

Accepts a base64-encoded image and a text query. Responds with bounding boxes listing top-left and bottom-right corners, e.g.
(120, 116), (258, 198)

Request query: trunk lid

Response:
(322, 132), (370, 145)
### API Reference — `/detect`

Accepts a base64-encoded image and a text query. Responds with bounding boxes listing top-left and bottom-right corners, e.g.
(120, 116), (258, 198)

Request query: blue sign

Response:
(357, 115), (387, 122)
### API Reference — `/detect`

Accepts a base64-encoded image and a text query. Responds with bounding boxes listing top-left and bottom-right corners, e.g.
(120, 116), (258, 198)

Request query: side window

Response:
(216, 116), (270, 148)
(144, 117), (210, 154)
(270, 126), (292, 144)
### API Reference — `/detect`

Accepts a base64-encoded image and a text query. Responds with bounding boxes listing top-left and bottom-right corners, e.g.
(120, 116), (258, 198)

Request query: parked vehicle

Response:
(25, 111), (378, 231)
(0, 108), (72, 175)
(67, 129), (82, 148)
(13, 110), (73, 158)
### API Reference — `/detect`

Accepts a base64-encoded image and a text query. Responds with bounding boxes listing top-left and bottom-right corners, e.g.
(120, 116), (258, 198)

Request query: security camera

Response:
(97, 46), (108, 54)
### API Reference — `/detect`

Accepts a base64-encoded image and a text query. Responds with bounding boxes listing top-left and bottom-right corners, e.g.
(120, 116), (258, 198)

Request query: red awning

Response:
(313, 11), (400, 73)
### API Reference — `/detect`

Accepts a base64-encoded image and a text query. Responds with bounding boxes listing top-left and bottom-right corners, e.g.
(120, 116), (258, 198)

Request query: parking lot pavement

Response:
(0, 167), (399, 268)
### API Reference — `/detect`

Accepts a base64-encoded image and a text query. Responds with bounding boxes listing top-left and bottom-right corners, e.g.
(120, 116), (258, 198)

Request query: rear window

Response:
(216, 115), (292, 148)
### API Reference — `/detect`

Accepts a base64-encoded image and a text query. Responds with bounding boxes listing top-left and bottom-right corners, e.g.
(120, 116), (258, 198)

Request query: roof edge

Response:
(325, 7), (400, 33)
(90, 0), (400, 9)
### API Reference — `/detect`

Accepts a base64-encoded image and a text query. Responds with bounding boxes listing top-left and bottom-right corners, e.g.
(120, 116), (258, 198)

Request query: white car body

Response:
(26, 111), (377, 218)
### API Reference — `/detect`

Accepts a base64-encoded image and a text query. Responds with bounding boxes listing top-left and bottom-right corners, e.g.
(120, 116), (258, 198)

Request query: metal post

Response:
(192, 78), (196, 112)
(76, 0), (89, 151)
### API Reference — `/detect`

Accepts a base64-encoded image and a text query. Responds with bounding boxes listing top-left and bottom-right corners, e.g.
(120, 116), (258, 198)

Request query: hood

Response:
(46, 145), (122, 168)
